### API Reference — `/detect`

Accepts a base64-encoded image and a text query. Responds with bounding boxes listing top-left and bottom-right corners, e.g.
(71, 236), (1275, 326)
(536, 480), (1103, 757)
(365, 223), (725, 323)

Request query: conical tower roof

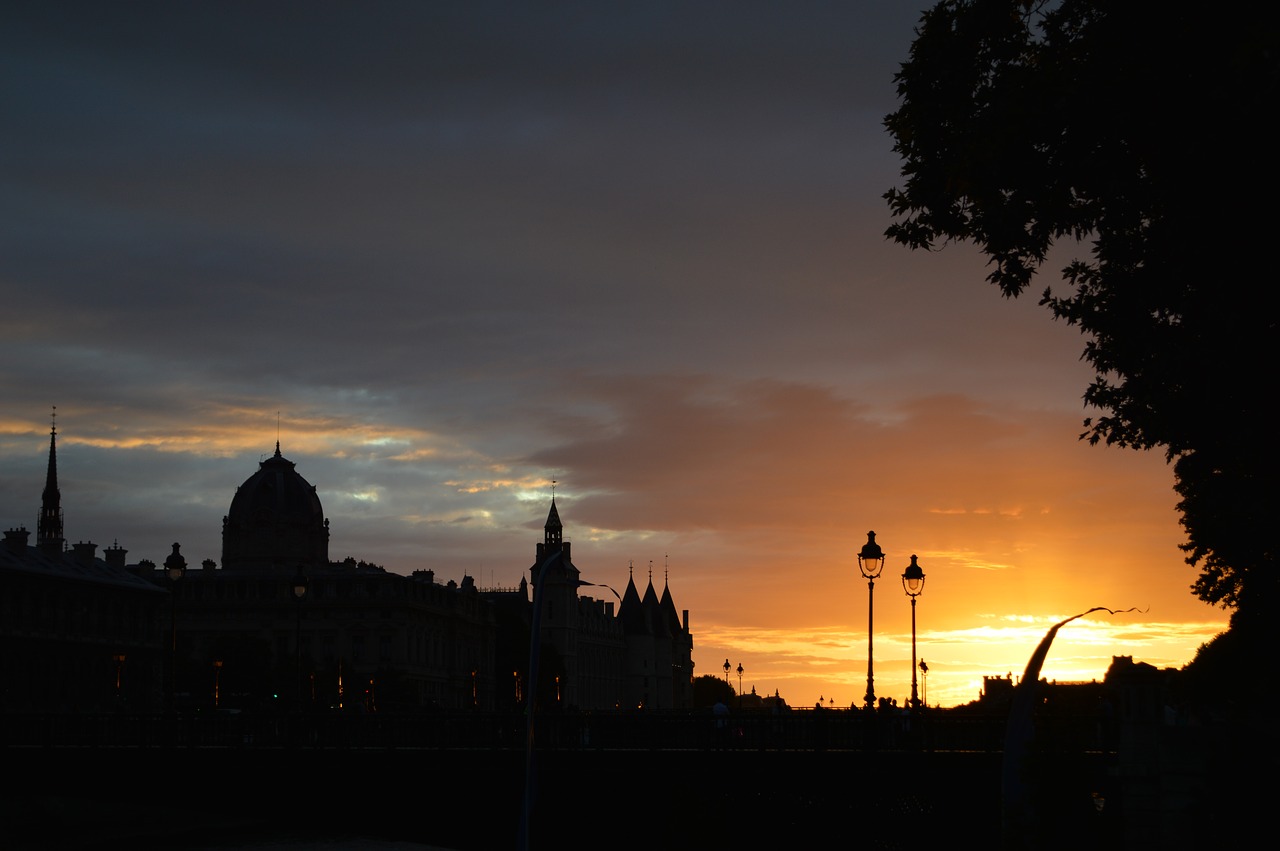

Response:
(618, 562), (649, 635)
(642, 564), (669, 638)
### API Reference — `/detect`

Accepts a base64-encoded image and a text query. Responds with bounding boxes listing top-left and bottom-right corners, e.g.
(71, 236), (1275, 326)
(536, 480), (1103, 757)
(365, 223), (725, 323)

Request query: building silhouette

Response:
(1, 421), (167, 712)
(148, 442), (498, 712)
(498, 499), (696, 710)
(3, 423), (696, 714)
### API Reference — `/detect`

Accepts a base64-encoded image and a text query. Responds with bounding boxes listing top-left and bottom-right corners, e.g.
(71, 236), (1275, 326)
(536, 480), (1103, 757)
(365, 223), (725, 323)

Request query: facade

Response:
(0, 423), (168, 713)
(513, 500), (696, 710)
(3, 422), (698, 715)
(162, 443), (498, 712)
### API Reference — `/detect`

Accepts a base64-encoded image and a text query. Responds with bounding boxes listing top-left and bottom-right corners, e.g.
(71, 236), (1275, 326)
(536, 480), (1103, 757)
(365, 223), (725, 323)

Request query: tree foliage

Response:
(692, 674), (735, 708)
(884, 1), (1279, 623)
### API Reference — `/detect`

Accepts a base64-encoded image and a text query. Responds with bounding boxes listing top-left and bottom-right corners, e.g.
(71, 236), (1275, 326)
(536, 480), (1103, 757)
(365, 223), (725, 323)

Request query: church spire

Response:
(544, 482), (563, 549)
(37, 407), (64, 557)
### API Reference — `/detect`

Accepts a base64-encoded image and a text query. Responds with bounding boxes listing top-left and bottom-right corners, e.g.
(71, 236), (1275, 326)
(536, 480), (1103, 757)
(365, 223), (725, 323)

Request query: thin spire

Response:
(38, 406), (64, 555)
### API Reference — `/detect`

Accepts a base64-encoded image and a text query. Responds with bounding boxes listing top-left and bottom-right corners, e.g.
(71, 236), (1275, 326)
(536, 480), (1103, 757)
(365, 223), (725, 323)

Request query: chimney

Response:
(4, 527), (30, 555)
(103, 542), (127, 568)
(72, 541), (98, 567)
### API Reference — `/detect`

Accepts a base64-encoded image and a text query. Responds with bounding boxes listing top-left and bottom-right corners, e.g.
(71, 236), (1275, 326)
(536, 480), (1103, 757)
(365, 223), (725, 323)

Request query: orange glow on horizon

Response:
(1, 397), (1228, 709)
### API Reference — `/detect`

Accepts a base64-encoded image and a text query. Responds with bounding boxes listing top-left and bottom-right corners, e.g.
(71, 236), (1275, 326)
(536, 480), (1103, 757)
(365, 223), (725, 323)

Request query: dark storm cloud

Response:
(2, 2), (914, 379)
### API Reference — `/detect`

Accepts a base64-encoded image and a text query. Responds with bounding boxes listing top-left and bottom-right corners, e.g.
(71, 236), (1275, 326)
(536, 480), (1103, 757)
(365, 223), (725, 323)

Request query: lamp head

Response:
(902, 554), (925, 597)
(857, 530), (885, 580)
(164, 543), (187, 583)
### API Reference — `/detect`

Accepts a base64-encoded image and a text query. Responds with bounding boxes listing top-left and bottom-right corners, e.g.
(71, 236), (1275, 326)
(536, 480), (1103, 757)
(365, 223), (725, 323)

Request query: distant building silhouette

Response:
(1, 422), (167, 712)
(145, 443), (496, 712)
(492, 499), (696, 710)
(3, 420), (697, 714)
(220, 442), (330, 571)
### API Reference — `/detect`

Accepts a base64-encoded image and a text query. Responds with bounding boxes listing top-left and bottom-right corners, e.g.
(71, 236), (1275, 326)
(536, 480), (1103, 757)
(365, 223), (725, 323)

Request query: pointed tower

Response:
(643, 562), (673, 708)
(660, 561), (694, 709)
(529, 493), (580, 708)
(619, 560), (655, 708)
(37, 409), (64, 558)
(544, 498), (563, 549)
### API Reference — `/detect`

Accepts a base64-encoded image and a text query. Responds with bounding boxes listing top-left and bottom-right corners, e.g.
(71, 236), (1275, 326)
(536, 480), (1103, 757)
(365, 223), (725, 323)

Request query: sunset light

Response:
(5, 2), (1265, 847)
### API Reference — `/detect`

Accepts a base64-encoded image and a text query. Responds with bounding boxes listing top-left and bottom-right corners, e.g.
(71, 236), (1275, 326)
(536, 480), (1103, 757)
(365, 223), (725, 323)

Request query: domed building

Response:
(4, 422), (697, 715)
(162, 444), (497, 712)
(221, 442), (329, 572)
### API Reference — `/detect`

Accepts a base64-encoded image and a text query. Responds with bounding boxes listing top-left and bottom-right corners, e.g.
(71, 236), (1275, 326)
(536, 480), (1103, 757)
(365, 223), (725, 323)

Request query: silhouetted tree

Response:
(692, 674), (735, 708)
(884, 0), (1279, 629)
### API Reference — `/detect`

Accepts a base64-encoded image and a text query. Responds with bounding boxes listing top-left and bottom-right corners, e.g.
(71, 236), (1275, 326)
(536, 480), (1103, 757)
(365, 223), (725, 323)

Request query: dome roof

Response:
(221, 443), (329, 571)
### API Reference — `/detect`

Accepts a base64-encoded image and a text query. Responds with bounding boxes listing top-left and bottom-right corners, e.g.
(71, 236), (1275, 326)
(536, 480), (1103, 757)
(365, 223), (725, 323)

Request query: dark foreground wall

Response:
(5, 746), (1123, 851)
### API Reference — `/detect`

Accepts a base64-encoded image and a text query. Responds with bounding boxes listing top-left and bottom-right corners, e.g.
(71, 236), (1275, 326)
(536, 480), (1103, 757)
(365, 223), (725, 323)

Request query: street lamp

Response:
(723, 658), (730, 686)
(293, 566), (308, 708)
(919, 659), (929, 707)
(857, 531), (885, 708)
(902, 554), (926, 709)
(164, 543), (187, 713)
(112, 653), (126, 702)
(736, 662), (744, 709)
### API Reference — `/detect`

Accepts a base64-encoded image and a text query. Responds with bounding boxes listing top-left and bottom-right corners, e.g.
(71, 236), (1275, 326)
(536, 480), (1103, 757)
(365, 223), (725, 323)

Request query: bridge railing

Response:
(0, 708), (1114, 753)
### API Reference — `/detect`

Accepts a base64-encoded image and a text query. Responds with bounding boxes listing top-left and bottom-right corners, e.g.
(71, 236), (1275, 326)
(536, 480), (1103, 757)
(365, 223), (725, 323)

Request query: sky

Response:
(0, 1), (1229, 709)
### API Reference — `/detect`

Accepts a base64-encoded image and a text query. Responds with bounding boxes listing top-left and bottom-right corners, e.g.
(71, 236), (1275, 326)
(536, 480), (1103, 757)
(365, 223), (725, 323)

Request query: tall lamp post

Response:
(213, 660), (223, 709)
(164, 543), (187, 713)
(919, 659), (929, 708)
(112, 653), (126, 703)
(723, 658), (730, 687)
(857, 531), (885, 708)
(293, 566), (308, 708)
(902, 554), (926, 709)
(736, 662), (744, 709)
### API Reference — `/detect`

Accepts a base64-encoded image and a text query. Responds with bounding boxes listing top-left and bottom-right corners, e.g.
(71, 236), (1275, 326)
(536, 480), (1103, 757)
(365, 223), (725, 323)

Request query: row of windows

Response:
(258, 625), (495, 671)
(0, 579), (159, 644)
(172, 574), (486, 608)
